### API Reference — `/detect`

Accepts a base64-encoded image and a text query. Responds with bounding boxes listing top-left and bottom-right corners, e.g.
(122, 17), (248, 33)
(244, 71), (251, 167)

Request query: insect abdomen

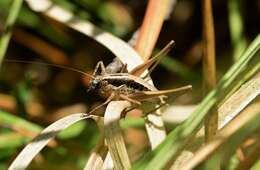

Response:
(105, 78), (149, 91)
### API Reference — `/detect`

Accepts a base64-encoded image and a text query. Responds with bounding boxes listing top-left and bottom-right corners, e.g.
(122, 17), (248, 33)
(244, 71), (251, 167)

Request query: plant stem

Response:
(202, 0), (218, 145)
(134, 0), (169, 60)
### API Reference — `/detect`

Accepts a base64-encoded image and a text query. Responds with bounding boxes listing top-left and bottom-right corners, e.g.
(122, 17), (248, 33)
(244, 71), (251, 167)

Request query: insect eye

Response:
(93, 79), (99, 85)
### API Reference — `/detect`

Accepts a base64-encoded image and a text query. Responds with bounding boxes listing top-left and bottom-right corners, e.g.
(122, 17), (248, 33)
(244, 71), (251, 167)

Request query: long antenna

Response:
(129, 40), (175, 77)
(3, 59), (94, 79)
(147, 40), (175, 75)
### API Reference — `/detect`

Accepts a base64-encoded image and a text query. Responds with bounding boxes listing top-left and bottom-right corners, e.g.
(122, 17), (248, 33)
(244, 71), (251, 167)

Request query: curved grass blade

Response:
(104, 101), (131, 170)
(8, 113), (91, 170)
(25, 0), (143, 71)
(84, 117), (107, 170)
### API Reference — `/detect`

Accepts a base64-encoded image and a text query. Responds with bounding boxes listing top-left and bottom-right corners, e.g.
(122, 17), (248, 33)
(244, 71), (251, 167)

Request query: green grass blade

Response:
(0, 110), (89, 141)
(0, 110), (42, 132)
(0, 0), (23, 66)
(228, 0), (247, 61)
(0, 133), (30, 149)
(0, 110), (42, 149)
(132, 34), (260, 170)
(8, 113), (89, 170)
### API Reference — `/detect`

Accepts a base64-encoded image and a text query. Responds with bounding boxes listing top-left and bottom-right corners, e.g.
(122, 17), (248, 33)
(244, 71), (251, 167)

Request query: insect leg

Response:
(119, 99), (167, 119)
(142, 102), (168, 117)
(88, 93), (115, 115)
(128, 85), (192, 101)
(93, 61), (107, 76)
(119, 94), (141, 105)
(119, 63), (128, 73)
(145, 41), (175, 76)
(113, 84), (141, 105)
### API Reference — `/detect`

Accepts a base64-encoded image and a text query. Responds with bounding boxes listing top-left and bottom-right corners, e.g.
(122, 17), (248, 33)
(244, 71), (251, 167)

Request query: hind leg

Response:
(93, 61), (106, 76)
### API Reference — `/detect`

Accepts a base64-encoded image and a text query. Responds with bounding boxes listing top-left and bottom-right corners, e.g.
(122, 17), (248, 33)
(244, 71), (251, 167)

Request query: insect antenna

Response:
(147, 40), (175, 76)
(3, 59), (95, 79)
(130, 40), (175, 77)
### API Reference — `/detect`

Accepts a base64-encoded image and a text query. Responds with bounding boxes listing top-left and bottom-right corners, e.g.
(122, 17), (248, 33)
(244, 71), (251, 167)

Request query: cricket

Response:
(4, 41), (192, 116)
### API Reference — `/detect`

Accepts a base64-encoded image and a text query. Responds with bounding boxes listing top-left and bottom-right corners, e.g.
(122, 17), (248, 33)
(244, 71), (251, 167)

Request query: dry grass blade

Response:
(144, 113), (166, 148)
(84, 117), (108, 170)
(8, 113), (91, 170)
(218, 72), (260, 128)
(170, 151), (194, 170)
(180, 101), (260, 170)
(162, 105), (197, 124)
(25, 0), (143, 71)
(104, 101), (131, 170)
(103, 152), (114, 170)
(134, 0), (169, 60)
(84, 138), (108, 170)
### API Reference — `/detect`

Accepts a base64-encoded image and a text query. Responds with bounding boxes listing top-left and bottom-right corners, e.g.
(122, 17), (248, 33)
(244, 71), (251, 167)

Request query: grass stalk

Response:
(134, 0), (169, 60)
(202, 0), (218, 146)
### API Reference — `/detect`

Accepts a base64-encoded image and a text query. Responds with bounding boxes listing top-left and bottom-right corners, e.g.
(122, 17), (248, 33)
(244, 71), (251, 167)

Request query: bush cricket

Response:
(3, 40), (192, 116)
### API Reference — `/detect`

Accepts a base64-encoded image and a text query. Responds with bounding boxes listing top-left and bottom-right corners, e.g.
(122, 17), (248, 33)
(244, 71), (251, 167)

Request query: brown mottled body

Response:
(84, 41), (193, 114)
(89, 73), (156, 100)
